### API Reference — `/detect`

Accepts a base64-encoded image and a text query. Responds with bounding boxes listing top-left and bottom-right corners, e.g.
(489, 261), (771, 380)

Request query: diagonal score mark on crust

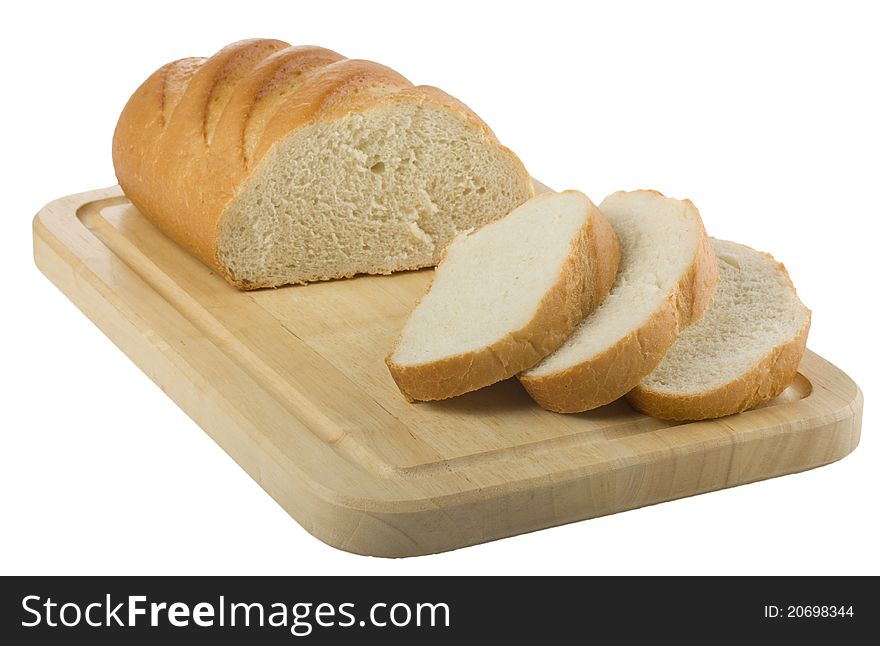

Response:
(202, 40), (288, 146)
(160, 57), (206, 127)
(157, 63), (170, 128)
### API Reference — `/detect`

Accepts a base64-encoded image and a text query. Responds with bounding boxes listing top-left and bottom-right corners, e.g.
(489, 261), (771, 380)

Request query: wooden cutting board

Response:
(33, 185), (863, 557)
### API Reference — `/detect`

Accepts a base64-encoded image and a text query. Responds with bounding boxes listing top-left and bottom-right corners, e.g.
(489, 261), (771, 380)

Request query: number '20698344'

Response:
(764, 605), (854, 618)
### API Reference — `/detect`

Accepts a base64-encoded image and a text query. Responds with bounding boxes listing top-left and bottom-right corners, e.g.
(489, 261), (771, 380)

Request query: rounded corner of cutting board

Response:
(286, 486), (457, 558)
(798, 352), (864, 464)
(35, 185), (124, 222)
(828, 383), (864, 462)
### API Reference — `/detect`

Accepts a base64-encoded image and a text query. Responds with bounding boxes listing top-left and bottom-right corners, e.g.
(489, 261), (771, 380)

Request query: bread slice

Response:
(519, 190), (718, 413)
(386, 191), (620, 401)
(112, 39), (534, 289)
(627, 239), (811, 420)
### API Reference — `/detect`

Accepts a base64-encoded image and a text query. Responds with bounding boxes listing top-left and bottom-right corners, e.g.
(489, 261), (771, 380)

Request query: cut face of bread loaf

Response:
(112, 39), (533, 289)
(519, 190), (718, 413)
(627, 239), (811, 420)
(386, 191), (620, 402)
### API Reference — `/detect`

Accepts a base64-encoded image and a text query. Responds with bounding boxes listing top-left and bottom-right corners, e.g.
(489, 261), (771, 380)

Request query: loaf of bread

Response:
(112, 39), (533, 289)
(627, 239), (811, 420)
(386, 191), (619, 401)
(520, 190), (718, 413)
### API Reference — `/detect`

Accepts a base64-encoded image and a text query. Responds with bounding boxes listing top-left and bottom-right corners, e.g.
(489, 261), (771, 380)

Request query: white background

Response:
(1, 0), (877, 575)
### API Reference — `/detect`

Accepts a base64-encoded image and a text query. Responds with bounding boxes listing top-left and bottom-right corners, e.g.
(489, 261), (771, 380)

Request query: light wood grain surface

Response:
(33, 186), (863, 557)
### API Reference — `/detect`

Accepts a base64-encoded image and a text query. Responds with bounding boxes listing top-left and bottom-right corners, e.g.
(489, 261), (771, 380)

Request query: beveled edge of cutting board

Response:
(33, 187), (864, 557)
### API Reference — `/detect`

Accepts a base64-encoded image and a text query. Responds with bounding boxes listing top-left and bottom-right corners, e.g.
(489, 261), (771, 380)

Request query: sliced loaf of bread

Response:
(113, 39), (534, 289)
(386, 191), (620, 401)
(626, 239), (811, 420)
(519, 190), (718, 413)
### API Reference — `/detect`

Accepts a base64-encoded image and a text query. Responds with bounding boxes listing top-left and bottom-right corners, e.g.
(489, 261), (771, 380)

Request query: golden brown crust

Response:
(520, 304), (679, 413)
(112, 39), (531, 289)
(585, 196), (621, 310)
(625, 317), (810, 420)
(519, 191), (719, 413)
(385, 192), (620, 402)
(675, 206), (719, 327)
